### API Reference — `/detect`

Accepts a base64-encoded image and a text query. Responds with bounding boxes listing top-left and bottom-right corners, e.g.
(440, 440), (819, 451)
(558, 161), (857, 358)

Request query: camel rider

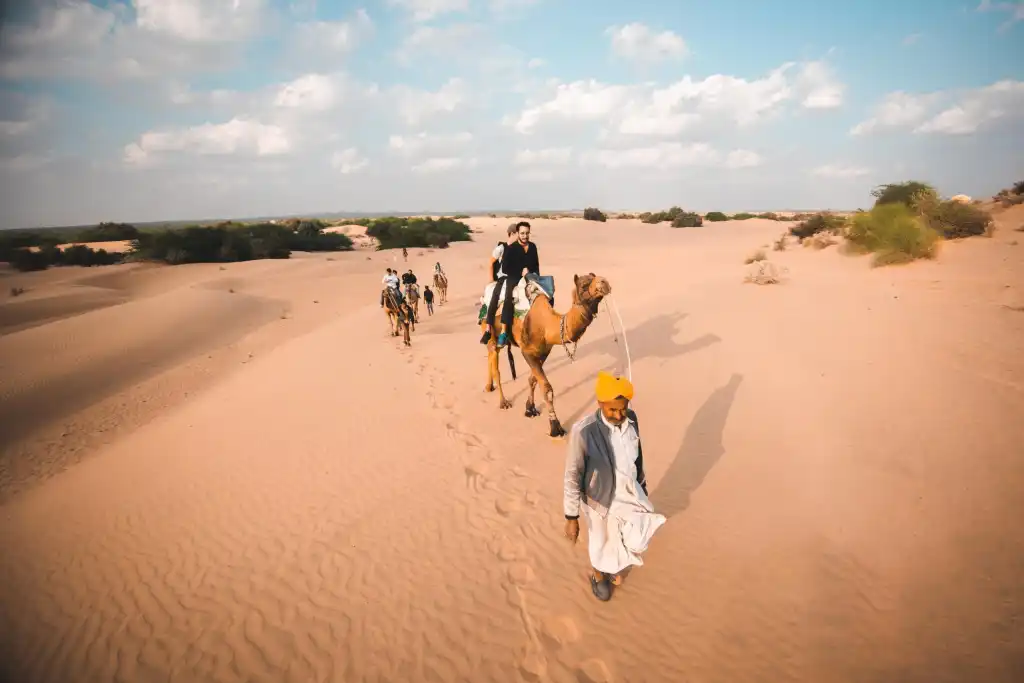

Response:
(434, 262), (445, 277)
(402, 269), (418, 286)
(380, 268), (404, 307)
(494, 221), (539, 349)
(481, 223), (521, 344)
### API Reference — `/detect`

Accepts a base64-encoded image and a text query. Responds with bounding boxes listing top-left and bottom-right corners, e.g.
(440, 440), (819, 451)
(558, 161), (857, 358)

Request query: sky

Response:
(0, 0), (1022, 228)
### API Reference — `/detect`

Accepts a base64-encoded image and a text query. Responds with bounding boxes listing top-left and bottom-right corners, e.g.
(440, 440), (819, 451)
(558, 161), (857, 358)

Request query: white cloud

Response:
(516, 169), (557, 182)
(526, 58), (545, 69)
(133, 0), (268, 43)
(273, 73), (345, 112)
(292, 8), (374, 55)
(607, 23), (688, 63)
(387, 0), (470, 22)
(411, 156), (478, 173)
(796, 61), (844, 109)
(391, 78), (468, 126)
(514, 62), (819, 137)
(915, 79), (1024, 134)
(514, 147), (572, 166)
(584, 142), (762, 170)
(395, 22), (483, 63)
(849, 91), (939, 135)
(976, 0), (1024, 32)
(389, 131), (474, 158)
(123, 118), (291, 166)
(331, 148), (368, 174)
(851, 80), (1024, 135)
(811, 164), (871, 178)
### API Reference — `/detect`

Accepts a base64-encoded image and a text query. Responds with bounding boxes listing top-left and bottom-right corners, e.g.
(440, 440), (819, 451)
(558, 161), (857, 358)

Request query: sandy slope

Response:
(1, 215), (1023, 683)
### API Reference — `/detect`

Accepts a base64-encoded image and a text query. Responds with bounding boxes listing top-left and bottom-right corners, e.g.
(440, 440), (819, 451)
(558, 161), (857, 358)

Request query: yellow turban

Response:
(595, 370), (634, 403)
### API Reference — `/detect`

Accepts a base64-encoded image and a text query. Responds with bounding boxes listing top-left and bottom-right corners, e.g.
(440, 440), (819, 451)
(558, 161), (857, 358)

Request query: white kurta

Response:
(582, 415), (667, 575)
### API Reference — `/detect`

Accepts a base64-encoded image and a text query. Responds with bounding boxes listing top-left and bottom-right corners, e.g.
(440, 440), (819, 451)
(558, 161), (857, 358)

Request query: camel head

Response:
(572, 273), (611, 312)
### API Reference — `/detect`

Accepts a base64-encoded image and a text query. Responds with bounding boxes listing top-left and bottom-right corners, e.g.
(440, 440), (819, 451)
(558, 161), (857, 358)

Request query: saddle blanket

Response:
(477, 275), (554, 324)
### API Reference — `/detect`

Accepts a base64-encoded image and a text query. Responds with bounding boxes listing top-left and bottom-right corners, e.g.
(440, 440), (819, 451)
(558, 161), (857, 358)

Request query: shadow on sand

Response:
(652, 373), (744, 519)
(547, 311), (721, 373)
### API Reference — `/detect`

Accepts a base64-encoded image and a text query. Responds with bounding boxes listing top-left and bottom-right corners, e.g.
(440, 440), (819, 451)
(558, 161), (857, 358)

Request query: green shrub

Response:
(640, 206), (688, 224)
(363, 216), (472, 250)
(756, 212), (780, 220)
(75, 222), (140, 243)
(704, 211), (729, 222)
(789, 212), (846, 239)
(583, 207), (607, 222)
(731, 212), (756, 220)
(845, 203), (938, 267)
(671, 212), (703, 228)
(452, 214), (470, 220)
(923, 200), (993, 239)
(5, 244), (124, 272)
(871, 181), (937, 208)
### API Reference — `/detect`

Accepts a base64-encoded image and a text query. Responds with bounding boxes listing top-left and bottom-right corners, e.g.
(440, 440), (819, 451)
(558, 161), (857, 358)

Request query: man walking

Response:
(423, 286), (434, 315)
(563, 371), (666, 601)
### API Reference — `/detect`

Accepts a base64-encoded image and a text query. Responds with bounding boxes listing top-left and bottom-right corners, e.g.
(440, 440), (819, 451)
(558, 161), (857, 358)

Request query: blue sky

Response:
(1, 0), (1022, 227)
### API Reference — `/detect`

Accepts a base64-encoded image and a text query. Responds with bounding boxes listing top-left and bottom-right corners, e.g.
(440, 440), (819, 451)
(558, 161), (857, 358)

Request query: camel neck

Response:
(563, 301), (596, 342)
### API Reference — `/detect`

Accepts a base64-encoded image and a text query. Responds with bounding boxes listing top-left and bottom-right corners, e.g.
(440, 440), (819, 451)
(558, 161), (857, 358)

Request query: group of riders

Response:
(378, 220), (540, 348)
(380, 261), (444, 321)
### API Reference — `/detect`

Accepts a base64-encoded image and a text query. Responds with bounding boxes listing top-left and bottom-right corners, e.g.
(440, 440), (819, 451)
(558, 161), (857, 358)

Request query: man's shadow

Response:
(652, 373), (744, 519)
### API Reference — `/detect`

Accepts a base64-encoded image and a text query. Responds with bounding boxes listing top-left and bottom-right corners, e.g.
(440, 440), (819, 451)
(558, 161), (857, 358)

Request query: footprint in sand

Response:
(495, 537), (527, 562)
(508, 562), (535, 586)
(495, 496), (522, 517)
(518, 652), (547, 681)
(576, 659), (614, 683)
(464, 463), (490, 492)
(540, 616), (581, 651)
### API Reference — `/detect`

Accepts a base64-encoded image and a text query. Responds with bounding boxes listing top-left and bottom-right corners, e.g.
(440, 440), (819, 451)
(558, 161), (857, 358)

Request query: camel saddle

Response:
(477, 275), (554, 324)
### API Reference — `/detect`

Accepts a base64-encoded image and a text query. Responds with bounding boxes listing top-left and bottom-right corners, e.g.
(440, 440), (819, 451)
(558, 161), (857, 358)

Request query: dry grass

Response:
(744, 261), (787, 285)
(744, 248), (767, 264)
(804, 233), (838, 250)
(9, 286), (25, 297)
(773, 235), (787, 251)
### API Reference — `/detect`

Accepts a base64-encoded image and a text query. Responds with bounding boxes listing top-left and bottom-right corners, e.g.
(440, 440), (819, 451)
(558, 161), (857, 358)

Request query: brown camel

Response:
(383, 288), (412, 346)
(405, 283), (420, 321)
(433, 272), (448, 304)
(483, 273), (612, 437)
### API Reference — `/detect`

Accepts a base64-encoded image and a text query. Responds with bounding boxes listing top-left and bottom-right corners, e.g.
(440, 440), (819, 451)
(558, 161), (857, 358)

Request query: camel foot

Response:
(499, 398), (512, 410)
(549, 419), (566, 438)
(524, 402), (541, 418)
(484, 383), (495, 393)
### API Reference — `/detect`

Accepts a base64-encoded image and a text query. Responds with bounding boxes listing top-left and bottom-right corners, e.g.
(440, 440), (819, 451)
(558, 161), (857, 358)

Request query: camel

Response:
(383, 288), (412, 346)
(405, 283), (420, 322)
(433, 272), (448, 304)
(483, 273), (612, 438)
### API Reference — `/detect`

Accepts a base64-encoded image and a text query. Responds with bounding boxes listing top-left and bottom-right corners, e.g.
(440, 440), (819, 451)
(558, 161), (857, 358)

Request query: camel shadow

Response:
(651, 373), (744, 519)
(547, 311), (721, 373)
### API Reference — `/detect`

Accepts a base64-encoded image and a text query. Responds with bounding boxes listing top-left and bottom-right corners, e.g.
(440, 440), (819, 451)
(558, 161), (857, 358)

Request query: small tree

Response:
(871, 181), (937, 208)
(671, 212), (703, 228)
(704, 211), (729, 222)
(583, 207), (607, 222)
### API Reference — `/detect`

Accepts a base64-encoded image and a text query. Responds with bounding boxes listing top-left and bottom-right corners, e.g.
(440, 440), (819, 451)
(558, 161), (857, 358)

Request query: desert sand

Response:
(1, 210), (1023, 683)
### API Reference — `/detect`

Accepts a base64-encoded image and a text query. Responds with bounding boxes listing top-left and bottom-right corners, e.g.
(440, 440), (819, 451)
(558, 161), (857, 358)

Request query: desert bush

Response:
(640, 206), (685, 224)
(615, 212), (639, 219)
(789, 212), (846, 239)
(583, 207), (607, 222)
(1012, 180), (1024, 195)
(671, 211), (703, 228)
(871, 181), (937, 208)
(804, 233), (837, 250)
(364, 216), (471, 250)
(452, 214), (470, 220)
(756, 212), (780, 220)
(921, 200), (993, 238)
(5, 244), (123, 272)
(744, 249), (767, 264)
(704, 211), (729, 222)
(730, 212), (756, 220)
(10, 286), (25, 297)
(75, 222), (140, 243)
(773, 235), (787, 251)
(845, 203), (938, 267)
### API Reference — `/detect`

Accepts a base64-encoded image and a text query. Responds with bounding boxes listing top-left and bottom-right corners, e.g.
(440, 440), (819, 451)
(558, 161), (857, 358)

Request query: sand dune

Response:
(1, 215), (1023, 682)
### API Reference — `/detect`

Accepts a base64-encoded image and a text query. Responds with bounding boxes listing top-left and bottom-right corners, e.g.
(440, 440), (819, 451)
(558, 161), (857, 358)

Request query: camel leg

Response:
(403, 320), (411, 346)
(487, 342), (511, 409)
(532, 361), (565, 437)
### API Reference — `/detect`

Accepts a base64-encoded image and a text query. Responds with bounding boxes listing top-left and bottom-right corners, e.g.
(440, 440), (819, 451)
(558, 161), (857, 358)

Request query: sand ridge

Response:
(1, 216), (1023, 682)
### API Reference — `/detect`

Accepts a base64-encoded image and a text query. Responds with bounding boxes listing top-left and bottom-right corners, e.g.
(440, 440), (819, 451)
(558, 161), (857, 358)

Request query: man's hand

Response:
(563, 518), (579, 544)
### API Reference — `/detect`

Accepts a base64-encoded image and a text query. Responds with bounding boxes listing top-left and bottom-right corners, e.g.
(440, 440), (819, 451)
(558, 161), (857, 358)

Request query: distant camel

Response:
(383, 288), (412, 347)
(433, 272), (448, 304)
(483, 273), (611, 437)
